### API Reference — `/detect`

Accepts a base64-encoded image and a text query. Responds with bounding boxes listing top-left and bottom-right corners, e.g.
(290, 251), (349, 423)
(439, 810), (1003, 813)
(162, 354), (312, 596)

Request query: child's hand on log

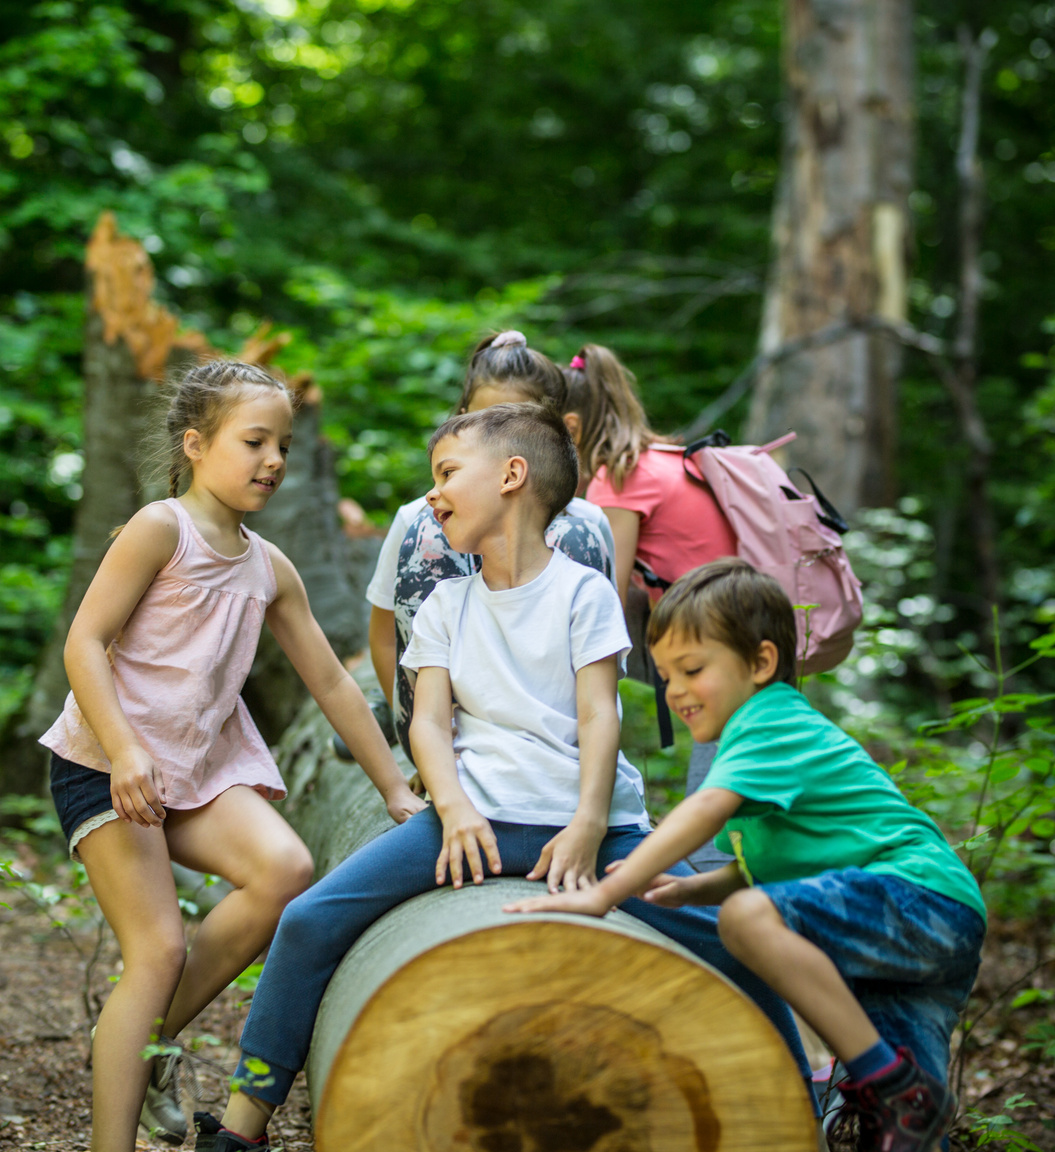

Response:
(385, 781), (427, 824)
(526, 817), (605, 893)
(636, 871), (698, 907)
(437, 800), (502, 888)
(503, 884), (612, 918)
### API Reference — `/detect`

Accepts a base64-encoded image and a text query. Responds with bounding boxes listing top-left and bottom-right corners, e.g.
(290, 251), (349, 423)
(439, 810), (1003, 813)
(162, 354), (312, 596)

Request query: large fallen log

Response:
(307, 880), (815, 1152)
(275, 678), (816, 1152)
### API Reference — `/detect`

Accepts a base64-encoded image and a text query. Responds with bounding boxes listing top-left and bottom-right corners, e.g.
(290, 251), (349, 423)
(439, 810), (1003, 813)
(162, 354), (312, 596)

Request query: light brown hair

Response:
(561, 343), (665, 489)
(647, 558), (798, 686)
(158, 360), (294, 497)
(428, 402), (579, 523)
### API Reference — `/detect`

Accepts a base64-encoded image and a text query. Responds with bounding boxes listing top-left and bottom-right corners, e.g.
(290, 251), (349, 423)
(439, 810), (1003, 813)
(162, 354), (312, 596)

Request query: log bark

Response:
(746, 0), (915, 514)
(275, 674), (814, 1152)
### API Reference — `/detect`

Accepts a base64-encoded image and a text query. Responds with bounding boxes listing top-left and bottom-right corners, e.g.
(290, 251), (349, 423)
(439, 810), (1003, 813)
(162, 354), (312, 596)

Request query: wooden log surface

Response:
(307, 879), (815, 1152)
(276, 668), (815, 1152)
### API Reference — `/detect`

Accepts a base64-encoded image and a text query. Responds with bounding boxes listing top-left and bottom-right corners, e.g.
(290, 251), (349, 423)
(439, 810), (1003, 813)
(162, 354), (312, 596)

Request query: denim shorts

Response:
(49, 752), (118, 861)
(762, 867), (986, 1083)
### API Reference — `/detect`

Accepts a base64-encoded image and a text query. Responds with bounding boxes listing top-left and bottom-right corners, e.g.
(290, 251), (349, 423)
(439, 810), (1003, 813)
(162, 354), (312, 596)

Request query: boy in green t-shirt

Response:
(507, 557), (986, 1152)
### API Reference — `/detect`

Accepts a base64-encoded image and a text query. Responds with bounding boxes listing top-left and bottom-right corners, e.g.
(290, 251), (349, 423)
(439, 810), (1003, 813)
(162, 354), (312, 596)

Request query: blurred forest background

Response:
(2, 0), (1055, 881)
(1, 2), (1055, 1146)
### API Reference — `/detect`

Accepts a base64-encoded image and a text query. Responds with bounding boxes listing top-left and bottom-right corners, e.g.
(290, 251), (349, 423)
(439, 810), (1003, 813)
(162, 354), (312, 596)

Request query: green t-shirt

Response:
(709, 683), (986, 922)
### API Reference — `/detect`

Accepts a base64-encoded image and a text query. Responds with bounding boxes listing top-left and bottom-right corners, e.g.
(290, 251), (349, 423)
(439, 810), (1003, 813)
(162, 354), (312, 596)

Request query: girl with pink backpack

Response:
(563, 345), (862, 864)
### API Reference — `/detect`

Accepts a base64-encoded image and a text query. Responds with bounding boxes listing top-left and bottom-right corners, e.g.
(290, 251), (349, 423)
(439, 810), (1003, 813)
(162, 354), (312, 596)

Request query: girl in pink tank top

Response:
(41, 360), (424, 1152)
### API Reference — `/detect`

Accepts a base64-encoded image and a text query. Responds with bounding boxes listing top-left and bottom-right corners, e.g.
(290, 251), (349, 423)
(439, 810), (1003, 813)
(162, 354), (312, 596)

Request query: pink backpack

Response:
(683, 430), (863, 674)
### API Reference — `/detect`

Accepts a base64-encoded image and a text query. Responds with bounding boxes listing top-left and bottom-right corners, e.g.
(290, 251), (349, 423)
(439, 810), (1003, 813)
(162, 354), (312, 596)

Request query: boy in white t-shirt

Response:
(194, 404), (813, 1152)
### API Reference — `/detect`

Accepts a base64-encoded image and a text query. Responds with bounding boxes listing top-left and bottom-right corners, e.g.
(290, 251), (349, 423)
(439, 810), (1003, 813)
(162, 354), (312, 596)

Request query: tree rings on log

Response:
(308, 879), (814, 1151)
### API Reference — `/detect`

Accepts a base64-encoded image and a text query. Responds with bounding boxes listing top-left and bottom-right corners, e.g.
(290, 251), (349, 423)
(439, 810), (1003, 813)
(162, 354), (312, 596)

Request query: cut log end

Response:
(311, 884), (815, 1152)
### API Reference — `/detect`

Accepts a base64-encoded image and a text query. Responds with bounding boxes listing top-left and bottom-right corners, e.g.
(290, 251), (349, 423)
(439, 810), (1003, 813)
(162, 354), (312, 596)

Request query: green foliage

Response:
(965, 1094), (1045, 1151)
(3, 0), (1055, 888)
(275, 271), (556, 513)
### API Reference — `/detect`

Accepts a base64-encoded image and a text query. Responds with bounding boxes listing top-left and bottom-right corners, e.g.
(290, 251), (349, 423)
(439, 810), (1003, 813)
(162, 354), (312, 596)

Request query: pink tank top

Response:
(40, 499), (286, 809)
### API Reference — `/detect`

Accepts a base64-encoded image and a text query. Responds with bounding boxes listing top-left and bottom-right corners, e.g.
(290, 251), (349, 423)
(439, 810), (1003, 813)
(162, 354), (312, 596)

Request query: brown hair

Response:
(159, 360), (294, 497)
(428, 402), (579, 523)
(562, 343), (664, 489)
(454, 331), (566, 414)
(647, 558), (798, 686)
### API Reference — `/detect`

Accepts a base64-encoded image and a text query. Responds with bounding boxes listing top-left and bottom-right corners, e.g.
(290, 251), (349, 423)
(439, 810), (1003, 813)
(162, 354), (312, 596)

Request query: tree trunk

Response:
(275, 676), (814, 1152)
(0, 213), (204, 798)
(746, 0), (914, 515)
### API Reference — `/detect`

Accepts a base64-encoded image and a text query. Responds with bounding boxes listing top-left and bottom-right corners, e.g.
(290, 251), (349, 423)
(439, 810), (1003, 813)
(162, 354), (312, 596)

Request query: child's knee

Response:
(717, 887), (779, 956)
(249, 839), (315, 906)
(126, 926), (187, 986)
(274, 841), (314, 903)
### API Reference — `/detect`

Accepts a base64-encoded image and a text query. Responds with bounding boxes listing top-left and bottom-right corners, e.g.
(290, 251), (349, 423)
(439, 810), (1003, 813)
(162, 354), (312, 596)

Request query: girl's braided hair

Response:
(161, 360), (293, 497)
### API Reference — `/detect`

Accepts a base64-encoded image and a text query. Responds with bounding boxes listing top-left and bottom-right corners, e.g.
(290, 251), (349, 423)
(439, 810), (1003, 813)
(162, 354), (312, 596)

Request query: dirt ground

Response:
(0, 843), (1051, 1151)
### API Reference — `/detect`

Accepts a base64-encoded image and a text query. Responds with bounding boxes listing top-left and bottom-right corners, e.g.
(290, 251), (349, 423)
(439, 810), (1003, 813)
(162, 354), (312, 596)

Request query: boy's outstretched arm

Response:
(507, 786), (743, 916)
(528, 655), (620, 892)
(410, 665), (502, 888)
(264, 544), (424, 824)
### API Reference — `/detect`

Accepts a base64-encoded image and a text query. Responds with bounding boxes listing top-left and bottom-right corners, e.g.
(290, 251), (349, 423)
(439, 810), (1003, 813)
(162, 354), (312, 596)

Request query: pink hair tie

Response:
(569, 355), (586, 370)
(491, 330), (527, 349)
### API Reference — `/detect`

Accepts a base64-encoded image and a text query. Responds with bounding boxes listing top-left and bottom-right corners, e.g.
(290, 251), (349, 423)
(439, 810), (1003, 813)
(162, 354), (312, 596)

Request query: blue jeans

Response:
(236, 806), (813, 1104)
(763, 868), (985, 1084)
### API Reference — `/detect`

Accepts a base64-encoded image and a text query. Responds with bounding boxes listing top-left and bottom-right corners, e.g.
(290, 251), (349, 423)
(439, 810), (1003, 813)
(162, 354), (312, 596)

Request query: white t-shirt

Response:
(401, 549), (648, 828)
(365, 495), (429, 611)
(366, 495), (615, 611)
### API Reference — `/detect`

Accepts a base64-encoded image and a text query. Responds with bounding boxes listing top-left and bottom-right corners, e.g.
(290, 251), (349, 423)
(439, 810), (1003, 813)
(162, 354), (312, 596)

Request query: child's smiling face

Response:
(650, 629), (777, 744)
(426, 430), (509, 553)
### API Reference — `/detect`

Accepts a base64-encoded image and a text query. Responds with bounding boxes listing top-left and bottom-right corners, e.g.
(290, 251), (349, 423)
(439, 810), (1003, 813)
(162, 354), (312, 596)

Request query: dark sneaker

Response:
(140, 1040), (187, 1145)
(193, 1112), (269, 1151)
(832, 1048), (955, 1152)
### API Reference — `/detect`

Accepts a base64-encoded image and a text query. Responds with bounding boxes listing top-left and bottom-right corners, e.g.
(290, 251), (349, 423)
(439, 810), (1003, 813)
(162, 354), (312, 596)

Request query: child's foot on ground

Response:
(193, 1111), (269, 1151)
(831, 1048), (955, 1152)
(141, 1042), (187, 1145)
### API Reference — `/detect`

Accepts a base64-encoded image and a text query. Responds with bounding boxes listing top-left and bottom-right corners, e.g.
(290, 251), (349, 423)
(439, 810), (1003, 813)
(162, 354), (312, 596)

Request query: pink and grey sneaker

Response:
(830, 1048), (955, 1152)
(193, 1112), (269, 1152)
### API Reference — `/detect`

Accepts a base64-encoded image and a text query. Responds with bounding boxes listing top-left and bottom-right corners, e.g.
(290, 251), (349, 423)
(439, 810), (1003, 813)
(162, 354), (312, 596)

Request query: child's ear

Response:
(183, 428), (204, 461)
(500, 455), (529, 494)
(751, 640), (780, 685)
(563, 412), (582, 446)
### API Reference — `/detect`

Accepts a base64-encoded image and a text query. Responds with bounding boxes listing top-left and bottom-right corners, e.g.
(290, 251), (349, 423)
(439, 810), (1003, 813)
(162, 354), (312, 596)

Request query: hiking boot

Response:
(141, 1040), (187, 1145)
(832, 1048), (955, 1152)
(193, 1112), (269, 1151)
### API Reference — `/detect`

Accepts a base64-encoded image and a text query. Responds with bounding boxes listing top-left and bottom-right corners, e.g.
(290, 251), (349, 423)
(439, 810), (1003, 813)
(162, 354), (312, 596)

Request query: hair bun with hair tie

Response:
(569, 355), (586, 370)
(491, 330), (527, 349)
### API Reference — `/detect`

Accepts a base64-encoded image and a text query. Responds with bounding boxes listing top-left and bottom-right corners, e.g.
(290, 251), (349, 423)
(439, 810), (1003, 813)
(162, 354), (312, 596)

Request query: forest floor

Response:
(0, 839), (1052, 1151)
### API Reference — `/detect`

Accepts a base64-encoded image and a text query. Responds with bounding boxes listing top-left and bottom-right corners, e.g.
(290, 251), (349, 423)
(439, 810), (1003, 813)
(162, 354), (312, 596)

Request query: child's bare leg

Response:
(717, 887), (881, 1064)
(161, 786), (313, 1037)
(78, 821), (187, 1152)
(221, 1090), (276, 1141)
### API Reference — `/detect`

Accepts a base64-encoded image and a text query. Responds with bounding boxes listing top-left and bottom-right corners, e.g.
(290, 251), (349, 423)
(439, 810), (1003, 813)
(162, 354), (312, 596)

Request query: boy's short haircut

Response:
(647, 558), (798, 685)
(428, 402), (579, 523)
